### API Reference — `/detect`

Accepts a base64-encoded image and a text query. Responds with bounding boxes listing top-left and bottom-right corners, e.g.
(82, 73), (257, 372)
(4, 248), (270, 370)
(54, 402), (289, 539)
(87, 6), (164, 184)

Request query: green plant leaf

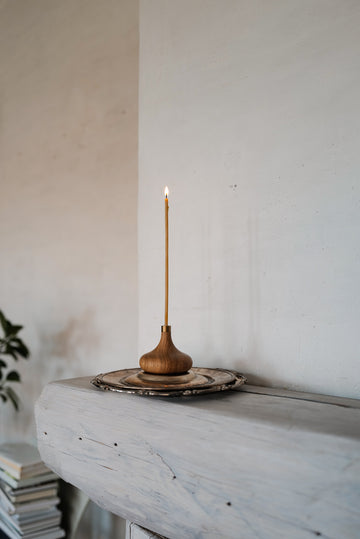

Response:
(8, 325), (23, 336)
(4, 386), (19, 411)
(9, 338), (29, 359)
(0, 312), (24, 339)
(0, 311), (29, 411)
(4, 345), (18, 360)
(6, 371), (21, 382)
(0, 311), (10, 336)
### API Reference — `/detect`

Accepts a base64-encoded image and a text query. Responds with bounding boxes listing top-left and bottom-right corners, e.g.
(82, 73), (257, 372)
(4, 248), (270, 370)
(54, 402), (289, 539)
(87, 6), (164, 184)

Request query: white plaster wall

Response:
(0, 0), (138, 440)
(138, 0), (360, 398)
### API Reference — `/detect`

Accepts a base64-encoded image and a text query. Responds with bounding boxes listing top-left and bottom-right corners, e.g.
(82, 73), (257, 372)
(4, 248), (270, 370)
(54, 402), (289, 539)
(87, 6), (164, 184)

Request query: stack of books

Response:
(0, 443), (65, 539)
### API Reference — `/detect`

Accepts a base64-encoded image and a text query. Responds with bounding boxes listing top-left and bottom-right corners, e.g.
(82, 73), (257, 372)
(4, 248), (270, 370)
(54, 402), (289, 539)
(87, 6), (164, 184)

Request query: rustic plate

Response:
(91, 368), (246, 397)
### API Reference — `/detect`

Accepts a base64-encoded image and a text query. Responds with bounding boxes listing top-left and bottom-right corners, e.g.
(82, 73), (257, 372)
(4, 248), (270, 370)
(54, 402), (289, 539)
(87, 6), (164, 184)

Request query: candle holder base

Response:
(91, 367), (246, 397)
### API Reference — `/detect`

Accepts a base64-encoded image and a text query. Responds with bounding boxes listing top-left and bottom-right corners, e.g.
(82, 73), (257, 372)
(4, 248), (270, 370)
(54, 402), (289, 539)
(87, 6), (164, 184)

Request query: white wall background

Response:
(0, 0), (138, 440)
(138, 0), (360, 399)
(0, 1), (359, 536)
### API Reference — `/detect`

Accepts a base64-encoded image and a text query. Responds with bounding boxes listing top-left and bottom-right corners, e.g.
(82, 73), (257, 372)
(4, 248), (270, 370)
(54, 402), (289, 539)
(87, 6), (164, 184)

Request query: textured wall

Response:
(0, 0), (138, 440)
(138, 0), (360, 398)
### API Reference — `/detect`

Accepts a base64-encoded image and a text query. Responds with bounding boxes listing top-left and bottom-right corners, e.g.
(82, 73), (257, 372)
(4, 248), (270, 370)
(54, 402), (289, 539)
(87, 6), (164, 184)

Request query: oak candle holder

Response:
(91, 187), (246, 396)
(139, 325), (192, 375)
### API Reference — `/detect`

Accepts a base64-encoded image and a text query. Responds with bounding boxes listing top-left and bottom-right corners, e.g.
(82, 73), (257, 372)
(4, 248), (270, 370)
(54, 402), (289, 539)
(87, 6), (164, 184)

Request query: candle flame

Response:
(164, 186), (169, 199)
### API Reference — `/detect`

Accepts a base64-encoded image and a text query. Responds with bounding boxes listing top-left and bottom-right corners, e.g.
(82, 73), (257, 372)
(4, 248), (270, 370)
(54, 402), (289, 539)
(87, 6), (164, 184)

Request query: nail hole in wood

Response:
(79, 437), (82, 441)
(227, 502), (232, 506)
(44, 432), (47, 435)
(314, 533), (321, 537)
(114, 443), (118, 446)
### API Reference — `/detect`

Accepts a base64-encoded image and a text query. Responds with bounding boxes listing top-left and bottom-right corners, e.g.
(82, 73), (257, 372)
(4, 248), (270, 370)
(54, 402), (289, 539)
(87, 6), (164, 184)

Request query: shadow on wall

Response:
(38, 308), (100, 382)
(231, 217), (289, 389)
(51, 309), (100, 363)
(222, 216), (276, 388)
(0, 308), (101, 442)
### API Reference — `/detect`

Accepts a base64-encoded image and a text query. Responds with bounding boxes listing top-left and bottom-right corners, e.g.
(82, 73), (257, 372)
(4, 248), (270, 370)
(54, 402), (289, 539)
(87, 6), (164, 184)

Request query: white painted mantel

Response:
(35, 378), (360, 539)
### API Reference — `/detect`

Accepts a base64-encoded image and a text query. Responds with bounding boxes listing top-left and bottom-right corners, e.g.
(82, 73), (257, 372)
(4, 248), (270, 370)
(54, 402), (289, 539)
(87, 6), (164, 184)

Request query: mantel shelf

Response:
(35, 377), (360, 539)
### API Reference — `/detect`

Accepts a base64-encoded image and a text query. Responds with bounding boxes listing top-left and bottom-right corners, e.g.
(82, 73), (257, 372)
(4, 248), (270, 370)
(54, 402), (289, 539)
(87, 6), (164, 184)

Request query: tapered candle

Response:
(164, 186), (169, 326)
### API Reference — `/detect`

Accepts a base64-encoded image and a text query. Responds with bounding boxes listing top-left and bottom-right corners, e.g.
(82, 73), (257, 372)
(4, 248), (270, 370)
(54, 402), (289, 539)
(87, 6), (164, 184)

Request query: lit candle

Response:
(164, 186), (169, 326)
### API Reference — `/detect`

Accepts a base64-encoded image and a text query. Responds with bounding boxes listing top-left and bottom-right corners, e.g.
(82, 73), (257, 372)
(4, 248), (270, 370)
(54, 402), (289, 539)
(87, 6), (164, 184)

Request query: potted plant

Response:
(0, 310), (30, 410)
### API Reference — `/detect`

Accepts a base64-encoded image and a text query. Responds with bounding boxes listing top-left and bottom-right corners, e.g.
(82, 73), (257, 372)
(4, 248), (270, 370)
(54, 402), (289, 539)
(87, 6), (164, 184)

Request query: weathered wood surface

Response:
(126, 521), (164, 539)
(35, 378), (360, 539)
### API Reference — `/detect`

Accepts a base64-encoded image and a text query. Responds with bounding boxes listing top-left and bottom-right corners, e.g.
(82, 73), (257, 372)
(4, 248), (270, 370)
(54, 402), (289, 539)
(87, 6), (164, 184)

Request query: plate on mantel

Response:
(91, 367), (246, 397)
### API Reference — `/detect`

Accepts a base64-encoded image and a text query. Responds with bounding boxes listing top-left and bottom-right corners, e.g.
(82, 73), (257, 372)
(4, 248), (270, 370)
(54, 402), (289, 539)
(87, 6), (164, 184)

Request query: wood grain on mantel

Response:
(35, 378), (360, 539)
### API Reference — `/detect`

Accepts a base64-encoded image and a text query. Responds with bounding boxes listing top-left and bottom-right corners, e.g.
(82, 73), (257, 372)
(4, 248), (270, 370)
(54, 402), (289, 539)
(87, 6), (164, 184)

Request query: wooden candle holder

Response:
(91, 188), (246, 396)
(139, 325), (193, 375)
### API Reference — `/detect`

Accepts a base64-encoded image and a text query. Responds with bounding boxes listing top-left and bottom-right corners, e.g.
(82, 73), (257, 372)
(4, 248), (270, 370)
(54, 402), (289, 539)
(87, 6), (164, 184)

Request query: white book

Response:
(0, 444), (49, 480)
(0, 504), (61, 535)
(0, 487), (13, 514)
(0, 469), (57, 489)
(13, 516), (61, 534)
(2, 481), (58, 497)
(0, 488), (59, 515)
(13, 507), (61, 524)
(10, 496), (60, 515)
(8, 486), (58, 503)
(25, 527), (65, 539)
(0, 517), (65, 539)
